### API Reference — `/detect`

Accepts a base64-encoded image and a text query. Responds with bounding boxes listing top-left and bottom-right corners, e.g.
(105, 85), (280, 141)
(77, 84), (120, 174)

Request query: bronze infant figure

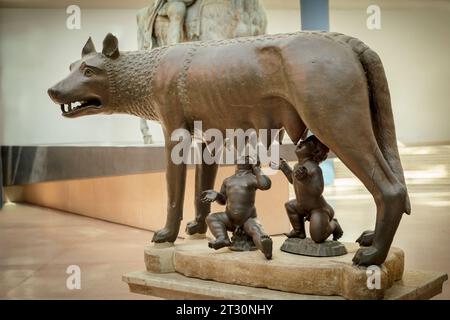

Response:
(279, 136), (343, 244)
(201, 160), (273, 260)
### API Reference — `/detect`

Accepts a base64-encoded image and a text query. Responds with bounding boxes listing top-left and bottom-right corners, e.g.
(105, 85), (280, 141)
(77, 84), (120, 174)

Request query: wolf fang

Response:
(176, 304), (210, 317)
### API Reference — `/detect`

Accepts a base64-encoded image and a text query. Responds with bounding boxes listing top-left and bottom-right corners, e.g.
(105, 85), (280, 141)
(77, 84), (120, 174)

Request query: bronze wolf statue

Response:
(48, 32), (410, 266)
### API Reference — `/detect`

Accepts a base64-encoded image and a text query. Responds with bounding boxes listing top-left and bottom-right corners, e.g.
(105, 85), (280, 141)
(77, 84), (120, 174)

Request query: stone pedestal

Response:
(124, 236), (448, 300)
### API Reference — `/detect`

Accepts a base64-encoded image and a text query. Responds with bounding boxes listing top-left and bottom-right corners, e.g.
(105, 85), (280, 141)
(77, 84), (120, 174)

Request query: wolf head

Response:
(48, 33), (121, 118)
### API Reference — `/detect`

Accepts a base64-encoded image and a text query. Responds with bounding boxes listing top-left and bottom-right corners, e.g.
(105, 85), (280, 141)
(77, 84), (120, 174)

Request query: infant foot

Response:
(332, 219), (344, 241)
(186, 220), (207, 235)
(208, 238), (232, 250)
(260, 235), (273, 260)
(356, 230), (375, 247)
(284, 229), (306, 239)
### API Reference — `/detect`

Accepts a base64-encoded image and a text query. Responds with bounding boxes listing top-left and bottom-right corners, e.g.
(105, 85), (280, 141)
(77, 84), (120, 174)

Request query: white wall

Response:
(330, 3), (450, 145)
(265, 8), (301, 34)
(265, 1), (450, 145)
(1, 3), (449, 145)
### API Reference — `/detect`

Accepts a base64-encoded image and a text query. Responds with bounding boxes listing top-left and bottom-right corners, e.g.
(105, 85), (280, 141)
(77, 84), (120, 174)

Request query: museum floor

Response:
(0, 193), (448, 299)
(1, 145), (449, 300)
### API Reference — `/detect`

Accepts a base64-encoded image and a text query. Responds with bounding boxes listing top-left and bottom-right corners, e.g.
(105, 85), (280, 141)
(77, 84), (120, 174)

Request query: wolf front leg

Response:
(152, 139), (187, 243)
(186, 159), (218, 235)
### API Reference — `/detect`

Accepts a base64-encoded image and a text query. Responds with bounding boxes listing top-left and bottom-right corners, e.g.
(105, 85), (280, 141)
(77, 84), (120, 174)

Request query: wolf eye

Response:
(84, 68), (94, 77)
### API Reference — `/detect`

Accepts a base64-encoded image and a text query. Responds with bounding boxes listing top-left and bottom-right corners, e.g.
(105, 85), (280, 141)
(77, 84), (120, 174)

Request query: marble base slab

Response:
(140, 237), (407, 299)
(123, 269), (448, 300)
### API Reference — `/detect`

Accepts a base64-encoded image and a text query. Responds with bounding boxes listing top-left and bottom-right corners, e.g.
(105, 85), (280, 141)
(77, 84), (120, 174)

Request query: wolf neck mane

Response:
(104, 47), (168, 120)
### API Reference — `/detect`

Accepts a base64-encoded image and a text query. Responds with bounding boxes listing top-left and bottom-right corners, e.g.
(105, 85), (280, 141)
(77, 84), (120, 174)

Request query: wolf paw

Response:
(152, 227), (178, 243)
(352, 246), (384, 266)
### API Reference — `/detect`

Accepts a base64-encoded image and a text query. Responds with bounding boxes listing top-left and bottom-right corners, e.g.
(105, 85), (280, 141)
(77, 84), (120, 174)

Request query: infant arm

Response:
(279, 158), (294, 184)
(216, 181), (228, 205)
(294, 166), (308, 181)
(305, 166), (325, 195)
(253, 166), (272, 190)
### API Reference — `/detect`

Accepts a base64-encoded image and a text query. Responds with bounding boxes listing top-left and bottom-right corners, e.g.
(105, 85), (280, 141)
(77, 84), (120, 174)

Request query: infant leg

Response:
(325, 205), (343, 241)
(284, 200), (306, 238)
(206, 212), (232, 249)
(309, 210), (343, 243)
(243, 218), (273, 260)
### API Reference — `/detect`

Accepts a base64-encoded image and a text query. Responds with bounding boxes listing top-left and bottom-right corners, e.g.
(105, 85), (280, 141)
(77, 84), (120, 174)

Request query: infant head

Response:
(295, 135), (329, 163)
(236, 155), (259, 171)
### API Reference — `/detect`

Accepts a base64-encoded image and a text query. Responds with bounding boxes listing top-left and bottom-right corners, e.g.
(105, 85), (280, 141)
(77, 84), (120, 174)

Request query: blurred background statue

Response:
(137, 0), (267, 144)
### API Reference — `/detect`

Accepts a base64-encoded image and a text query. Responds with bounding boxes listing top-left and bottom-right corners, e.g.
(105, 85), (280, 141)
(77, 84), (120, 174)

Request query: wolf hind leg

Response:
(300, 102), (406, 265)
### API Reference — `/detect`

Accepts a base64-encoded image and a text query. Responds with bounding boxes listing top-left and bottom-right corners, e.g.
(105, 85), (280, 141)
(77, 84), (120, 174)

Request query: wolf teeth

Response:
(60, 100), (98, 114)
(60, 103), (72, 113)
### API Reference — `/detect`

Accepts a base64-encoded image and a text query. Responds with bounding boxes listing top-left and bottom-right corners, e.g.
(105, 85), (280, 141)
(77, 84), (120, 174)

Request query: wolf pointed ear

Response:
(82, 37), (97, 57)
(102, 33), (120, 59)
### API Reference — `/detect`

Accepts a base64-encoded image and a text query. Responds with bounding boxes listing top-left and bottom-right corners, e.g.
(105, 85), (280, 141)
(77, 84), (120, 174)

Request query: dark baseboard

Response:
(1, 143), (300, 186)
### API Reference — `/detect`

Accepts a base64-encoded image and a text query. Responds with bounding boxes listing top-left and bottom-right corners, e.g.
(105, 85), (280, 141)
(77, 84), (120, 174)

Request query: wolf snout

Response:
(47, 86), (61, 103)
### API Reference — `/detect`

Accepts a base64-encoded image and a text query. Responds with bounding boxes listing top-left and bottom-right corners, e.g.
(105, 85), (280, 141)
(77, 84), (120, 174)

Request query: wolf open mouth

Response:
(60, 98), (102, 116)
